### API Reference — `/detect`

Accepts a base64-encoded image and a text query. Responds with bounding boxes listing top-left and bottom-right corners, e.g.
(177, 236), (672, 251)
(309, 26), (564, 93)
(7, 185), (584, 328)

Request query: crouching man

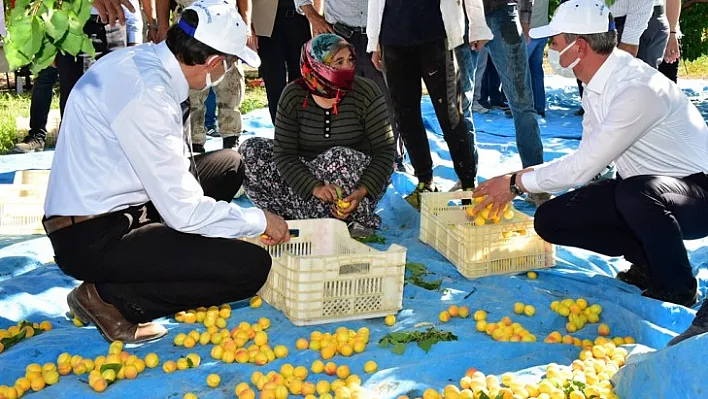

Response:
(43, 0), (290, 343)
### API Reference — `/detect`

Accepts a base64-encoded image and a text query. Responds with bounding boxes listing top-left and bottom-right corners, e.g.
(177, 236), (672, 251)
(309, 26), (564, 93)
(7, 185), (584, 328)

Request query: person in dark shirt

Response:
(240, 34), (395, 237)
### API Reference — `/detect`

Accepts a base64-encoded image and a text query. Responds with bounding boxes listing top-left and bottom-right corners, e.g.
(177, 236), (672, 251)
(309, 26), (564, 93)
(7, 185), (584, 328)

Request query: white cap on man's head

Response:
(179, 0), (260, 67)
(530, 0), (613, 39)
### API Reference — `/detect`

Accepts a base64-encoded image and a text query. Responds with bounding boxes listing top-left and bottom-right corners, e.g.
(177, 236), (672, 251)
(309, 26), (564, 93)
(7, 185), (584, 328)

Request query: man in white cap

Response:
(43, 0), (290, 343)
(472, 0), (708, 307)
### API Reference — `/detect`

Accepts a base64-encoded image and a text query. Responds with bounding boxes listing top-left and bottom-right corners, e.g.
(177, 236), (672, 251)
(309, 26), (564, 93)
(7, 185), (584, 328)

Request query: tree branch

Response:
(682, 0), (708, 10)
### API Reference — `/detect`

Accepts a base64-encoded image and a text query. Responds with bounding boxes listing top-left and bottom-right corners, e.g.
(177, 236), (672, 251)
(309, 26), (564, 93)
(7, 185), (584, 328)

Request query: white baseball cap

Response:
(179, 0), (260, 67)
(530, 0), (614, 39)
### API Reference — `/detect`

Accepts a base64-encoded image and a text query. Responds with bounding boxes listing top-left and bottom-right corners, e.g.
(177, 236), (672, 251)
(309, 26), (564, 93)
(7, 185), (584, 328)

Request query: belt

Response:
(43, 214), (108, 235)
(277, 8), (298, 18)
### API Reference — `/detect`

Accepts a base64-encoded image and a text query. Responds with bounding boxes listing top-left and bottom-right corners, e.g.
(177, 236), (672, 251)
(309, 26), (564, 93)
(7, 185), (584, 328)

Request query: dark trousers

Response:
(29, 66), (59, 139)
(57, 19), (126, 116)
(47, 150), (272, 324)
(337, 26), (405, 161)
(479, 57), (505, 107)
(534, 174), (708, 294)
(257, 8), (311, 124)
(659, 58), (679, 83)
(381, 39), (476, 188)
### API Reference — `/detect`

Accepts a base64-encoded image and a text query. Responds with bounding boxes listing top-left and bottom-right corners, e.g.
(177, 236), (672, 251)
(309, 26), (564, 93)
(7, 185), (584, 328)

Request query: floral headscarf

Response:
(299, 34), (356, 114)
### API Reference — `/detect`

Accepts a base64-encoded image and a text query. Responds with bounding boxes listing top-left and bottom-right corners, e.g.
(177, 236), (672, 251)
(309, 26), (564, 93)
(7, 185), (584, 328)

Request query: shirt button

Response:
(325, 120), (330, 124)
(325, 134), (330, 138)
(325, 127), (330, 131)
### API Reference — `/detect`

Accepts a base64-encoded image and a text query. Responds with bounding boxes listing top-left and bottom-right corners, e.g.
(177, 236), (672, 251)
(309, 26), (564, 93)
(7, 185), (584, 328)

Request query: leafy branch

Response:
(0, 321), (47, 353)
(378, 327), (457, 354)
(5, 0), (95, 74)
(405, 262), (442, 291)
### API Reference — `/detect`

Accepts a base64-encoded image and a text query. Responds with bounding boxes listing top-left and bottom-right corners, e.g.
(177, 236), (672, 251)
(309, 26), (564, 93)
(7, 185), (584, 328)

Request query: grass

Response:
(0, 56), (706, 154)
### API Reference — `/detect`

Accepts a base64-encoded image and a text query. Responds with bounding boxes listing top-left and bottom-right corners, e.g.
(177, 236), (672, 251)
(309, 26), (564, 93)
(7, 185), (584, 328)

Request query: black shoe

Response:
(574, 107), (585, 116)
(192, 143), (206, 154)
(206, 127), (220, 137)
(490, 102), (510, 111)
(616, 264), (653, 290)
(11, 133), (46, 154)
(223, 136), (239, 149)
(642, 287), (698, 307)
(537, 110), (546, 118)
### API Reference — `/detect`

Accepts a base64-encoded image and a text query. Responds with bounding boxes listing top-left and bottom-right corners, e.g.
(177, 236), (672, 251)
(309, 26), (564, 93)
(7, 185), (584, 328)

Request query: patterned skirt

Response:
(239, 137), (385, 228)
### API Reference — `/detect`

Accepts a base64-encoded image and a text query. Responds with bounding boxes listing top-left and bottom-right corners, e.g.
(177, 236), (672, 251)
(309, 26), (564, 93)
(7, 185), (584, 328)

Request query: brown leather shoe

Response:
(67, 283), (167, 344)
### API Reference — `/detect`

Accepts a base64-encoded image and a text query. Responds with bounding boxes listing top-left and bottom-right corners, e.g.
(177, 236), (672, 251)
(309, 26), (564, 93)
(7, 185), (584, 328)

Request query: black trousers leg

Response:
(419, 40), (477, 188)
(49, 150), (271, 323)
(381, 44), (431, 182)
(29, 66), (58, 138)
(535, 175), (708, 292)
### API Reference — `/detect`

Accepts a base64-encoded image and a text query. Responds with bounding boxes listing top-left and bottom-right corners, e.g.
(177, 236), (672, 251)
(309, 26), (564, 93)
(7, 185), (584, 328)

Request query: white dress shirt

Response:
(366, 0), (493, 53)
(45, 42), (267, 239)
(609, 0), (654, 46)
(522, 49), (708, 194)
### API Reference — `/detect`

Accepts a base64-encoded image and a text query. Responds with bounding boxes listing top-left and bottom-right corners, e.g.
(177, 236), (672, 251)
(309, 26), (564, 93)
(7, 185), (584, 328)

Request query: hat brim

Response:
(529, 25), (561, 39)
(236, 46), (261, 68)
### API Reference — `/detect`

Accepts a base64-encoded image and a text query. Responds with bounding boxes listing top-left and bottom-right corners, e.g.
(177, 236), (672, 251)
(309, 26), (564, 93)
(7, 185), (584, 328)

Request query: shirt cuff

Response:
(619, 28), (643, 46)
(233, 206), (268, 237)
(520, 171), (544, 194)
(295, 0), (313, 14)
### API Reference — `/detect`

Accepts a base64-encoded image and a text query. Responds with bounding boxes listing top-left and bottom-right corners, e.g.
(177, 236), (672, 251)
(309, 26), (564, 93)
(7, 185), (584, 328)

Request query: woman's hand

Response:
(313, 184), (341, 203)
(331, 187), (367, 220)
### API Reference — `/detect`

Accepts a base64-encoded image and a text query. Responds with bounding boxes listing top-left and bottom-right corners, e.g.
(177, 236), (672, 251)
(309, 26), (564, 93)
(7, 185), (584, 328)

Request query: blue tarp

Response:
(0, 76), (707, 398)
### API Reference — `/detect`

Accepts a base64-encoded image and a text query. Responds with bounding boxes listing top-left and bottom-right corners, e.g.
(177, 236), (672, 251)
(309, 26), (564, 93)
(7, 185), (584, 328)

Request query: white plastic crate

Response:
(420, 191), (555, 279)
(246, 219), (406, 326)
(0, 170), (50, 235)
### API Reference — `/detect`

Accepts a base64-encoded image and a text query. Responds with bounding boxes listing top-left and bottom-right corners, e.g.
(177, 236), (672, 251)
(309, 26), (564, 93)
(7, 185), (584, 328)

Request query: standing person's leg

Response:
(189, 88), (210, 152)
(213, 65), (245, 149)
(668, 300), (708, 346)
(12, 66), (58, 153)
(283, 12), (311, 84)
(527, 38), (546, 116)
(420, 40), (477, 190)
(485, 5), (544, 168)
(485, 58), (505, 108)
(350, 30), (407, 170)
(454, 44), (479, 136)
(381, 45), (433, 186)
(258, 33), (287, 124)
(472, 47), (488, 109)
(204, 88), (218, 133)
(637, 11), (670, 70)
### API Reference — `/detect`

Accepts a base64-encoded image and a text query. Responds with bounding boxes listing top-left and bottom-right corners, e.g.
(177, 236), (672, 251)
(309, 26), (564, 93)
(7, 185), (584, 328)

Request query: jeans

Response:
(472, 47), (488, 104)
(484, 3), (543, 167)
(257, 8), (311, 124)
(381, 39), (476, 188)
(454, 40), (479, 173)
(526, 37), (546, 114)
(479, 56), (505, 107)
(47, 150), (271, 323)
(535, 174), (708, 295)
(204, 88), (217, 130)
(29, 66), (59, 139)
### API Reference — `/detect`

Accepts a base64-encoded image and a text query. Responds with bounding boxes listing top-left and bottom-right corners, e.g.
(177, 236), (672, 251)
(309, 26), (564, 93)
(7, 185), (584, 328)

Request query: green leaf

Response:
(478, 392), (490, 399)
(186, 357), (194, 368)
(32, 39), (58, 75)
(100, 363), (122, 374)
(14, 0), (31, 10)
(29, 17), (45, 56)
(58, 31), (84, 56)
(495, 394), (505, 399)
(45, 9), (70, 41)
(335, 187), (343, 199)
(77, 0), (92, 24)
(417, 338), (435, 353)
(405, 262), (429, 277)
(81, 36), (96, 58)
(354, 234), (386, 244)
(67, 11), (83, 34)
(405, 275), (442, 291)
(391, 342), (406, 355)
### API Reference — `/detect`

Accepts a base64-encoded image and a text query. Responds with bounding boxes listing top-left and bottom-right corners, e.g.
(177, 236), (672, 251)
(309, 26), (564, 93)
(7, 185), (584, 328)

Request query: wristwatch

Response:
(510, 173), (523, 196)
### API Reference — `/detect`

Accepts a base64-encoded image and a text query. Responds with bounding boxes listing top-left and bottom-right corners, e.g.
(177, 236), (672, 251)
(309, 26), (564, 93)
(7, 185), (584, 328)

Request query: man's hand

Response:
(331, 187), (367, 220)
(471, 174), (517, 220)
(470, 40), (489, 51)
(664, 33), (680, 63)
(93, 0), (135, 26)
(312, 184), (341, 203)
(521, 22), (531, 44)
(302, 5), (333, 36)
(261, 211), (290, 245)
(371, 51), (383, 71)
(247, 26), (259, 51)
(617, 42), (639, 57)
(148, 25), (167, 43)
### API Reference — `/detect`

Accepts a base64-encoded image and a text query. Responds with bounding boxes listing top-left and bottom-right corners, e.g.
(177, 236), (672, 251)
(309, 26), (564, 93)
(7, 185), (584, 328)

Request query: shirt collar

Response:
(585, 48), (624, 95)
(154, 41), (190, 103)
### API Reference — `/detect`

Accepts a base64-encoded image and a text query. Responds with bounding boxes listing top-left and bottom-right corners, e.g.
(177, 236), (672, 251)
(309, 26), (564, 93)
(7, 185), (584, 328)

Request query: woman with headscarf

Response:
(239, 34), (395, 237)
